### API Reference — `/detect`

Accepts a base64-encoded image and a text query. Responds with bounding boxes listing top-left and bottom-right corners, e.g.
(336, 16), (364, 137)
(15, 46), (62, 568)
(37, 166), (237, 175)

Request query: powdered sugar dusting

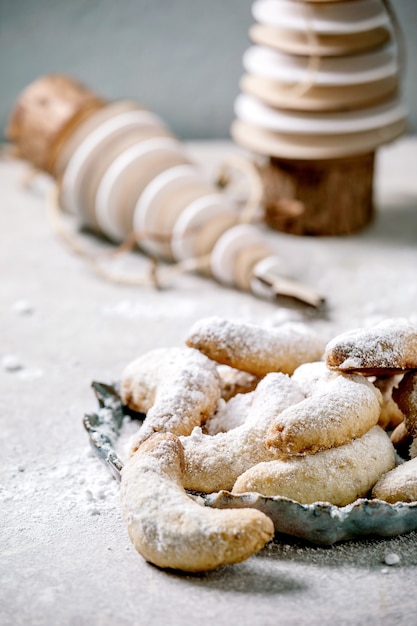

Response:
(233, 426), (396, 506)
(179, 372), (305, 492)
(325, 318), (417, 371)
(267, 372), (382, 455)
(101, 298), (199, 320)
(186, 316), (325, 377)
(119, 433), (274, 571)
(121, 347), (222, 448)
(0, 448), (120, 549)
(204, 392), (255, 435)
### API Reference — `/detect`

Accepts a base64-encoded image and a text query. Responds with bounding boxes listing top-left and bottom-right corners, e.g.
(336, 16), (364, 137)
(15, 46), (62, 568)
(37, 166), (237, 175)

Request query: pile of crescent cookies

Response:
(117, 316), (417, 572)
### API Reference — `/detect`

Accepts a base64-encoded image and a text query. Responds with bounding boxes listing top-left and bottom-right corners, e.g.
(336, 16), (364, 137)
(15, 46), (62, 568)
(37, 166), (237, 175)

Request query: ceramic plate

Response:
(83, 382), (417, 546)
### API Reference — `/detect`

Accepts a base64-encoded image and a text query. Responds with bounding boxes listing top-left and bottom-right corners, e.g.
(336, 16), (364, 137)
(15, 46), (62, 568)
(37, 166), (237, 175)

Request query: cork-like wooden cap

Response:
(6, 74), (105, 174)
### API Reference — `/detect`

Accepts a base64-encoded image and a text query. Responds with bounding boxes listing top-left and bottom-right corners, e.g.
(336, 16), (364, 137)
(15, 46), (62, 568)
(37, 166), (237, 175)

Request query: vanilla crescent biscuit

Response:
(372, 457), (417, 503)
(392, 371), (417, 437)
(233, 426), (396, 506)
(186, 316), (325, 377)
(290, 360), (334, 396)
(266, 362), (382, 455)
(180, 372), (305, 493)
(120, 347), (221, 449)
(325, 318), (417, 375)
(120, 433), (274, 572)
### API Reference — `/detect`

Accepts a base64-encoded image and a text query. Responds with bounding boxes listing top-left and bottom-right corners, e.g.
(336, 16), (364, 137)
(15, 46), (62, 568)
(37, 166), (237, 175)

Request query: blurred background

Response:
(0, 0), (416, 141)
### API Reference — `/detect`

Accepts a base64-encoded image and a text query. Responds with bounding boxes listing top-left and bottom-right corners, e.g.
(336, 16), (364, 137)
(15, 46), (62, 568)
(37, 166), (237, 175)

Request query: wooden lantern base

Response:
(261, 152), (375, 236)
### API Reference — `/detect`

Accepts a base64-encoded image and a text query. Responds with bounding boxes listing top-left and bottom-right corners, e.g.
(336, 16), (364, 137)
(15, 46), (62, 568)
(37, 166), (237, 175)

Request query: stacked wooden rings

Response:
(58, 99), (241, 262)
(8, 75), (242, 266)
(232, 0), (407, 160)
(8, 74), (326, 304)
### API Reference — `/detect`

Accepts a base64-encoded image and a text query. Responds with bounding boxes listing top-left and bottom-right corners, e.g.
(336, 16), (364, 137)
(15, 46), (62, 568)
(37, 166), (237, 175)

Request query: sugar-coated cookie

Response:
(186, 316), (325, 377)
(266, 361), (382, 455)
(325, 318), (417, 375)
(120, 347), (221, 449)
(180, 372), (305, 493)
(233, 426), (396, 506)
(120, 433), (274, 572)
(372, 457), (417, 503)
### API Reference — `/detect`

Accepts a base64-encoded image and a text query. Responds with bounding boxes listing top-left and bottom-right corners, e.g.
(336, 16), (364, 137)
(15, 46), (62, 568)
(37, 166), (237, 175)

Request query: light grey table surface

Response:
(1, 138), (417, 626)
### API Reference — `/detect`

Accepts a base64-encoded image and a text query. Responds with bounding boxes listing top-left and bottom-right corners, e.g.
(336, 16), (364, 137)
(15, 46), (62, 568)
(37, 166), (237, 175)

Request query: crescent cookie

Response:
(180, 372), (305, 493)
(120, 433), (274, 572)
(392, 371), (417, 437)
(266, 361), (382, 455)
(185, 316), (325, 377)
(120, 347), (221, 449)
(325, 318), (417, 375)
(232, 426), (396, 506)
(372, 457), (417, 503)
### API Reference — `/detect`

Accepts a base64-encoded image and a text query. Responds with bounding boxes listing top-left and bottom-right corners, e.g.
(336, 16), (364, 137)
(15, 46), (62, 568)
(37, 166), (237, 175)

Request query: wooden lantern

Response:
(231, 0), (407, 236)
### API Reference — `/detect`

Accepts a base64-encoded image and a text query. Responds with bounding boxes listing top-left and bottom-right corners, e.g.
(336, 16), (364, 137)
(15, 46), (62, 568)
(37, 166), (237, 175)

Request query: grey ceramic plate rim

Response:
(84, 380), (417, 546)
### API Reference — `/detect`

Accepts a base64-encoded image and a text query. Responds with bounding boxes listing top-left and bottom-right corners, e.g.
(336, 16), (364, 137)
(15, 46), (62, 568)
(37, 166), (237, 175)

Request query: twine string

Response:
(381, 0), (406, 82)
(270, 1), (321, 102)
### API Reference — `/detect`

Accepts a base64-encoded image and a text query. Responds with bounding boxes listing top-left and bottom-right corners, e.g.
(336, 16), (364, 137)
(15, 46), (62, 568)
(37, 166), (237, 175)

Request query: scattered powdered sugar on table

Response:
(384, 552), (401, 566)
(17, 367), (44, 380)
(115, 417), (144, 463)
(2, 354), (44, 379)
(0, 445), (125, 588)
(11, 299), (34, 315)
(0, 448), (119, 522)
(2, 355), (23, 372)
(100, 297), (200, 320)
(264, 530), (417, 568)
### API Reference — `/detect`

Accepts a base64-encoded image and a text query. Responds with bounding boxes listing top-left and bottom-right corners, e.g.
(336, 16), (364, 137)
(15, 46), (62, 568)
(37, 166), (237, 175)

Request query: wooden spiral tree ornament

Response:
(231, 0), (407, 235)
(7, 74), (324, 307)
